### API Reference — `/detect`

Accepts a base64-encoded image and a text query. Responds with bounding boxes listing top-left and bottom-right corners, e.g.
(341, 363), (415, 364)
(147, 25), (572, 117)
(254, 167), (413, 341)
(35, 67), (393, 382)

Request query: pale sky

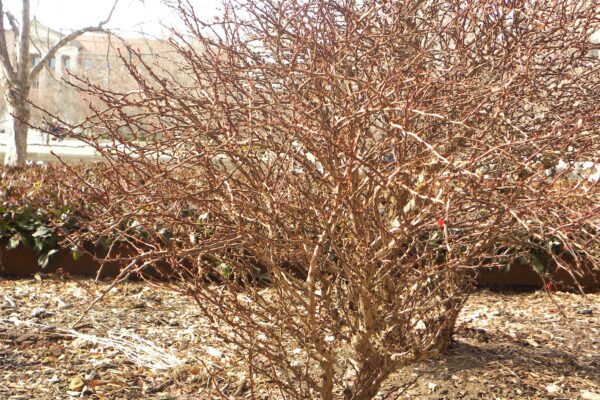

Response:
(3, 0), (221, 37)
(3, 1), (599, 41)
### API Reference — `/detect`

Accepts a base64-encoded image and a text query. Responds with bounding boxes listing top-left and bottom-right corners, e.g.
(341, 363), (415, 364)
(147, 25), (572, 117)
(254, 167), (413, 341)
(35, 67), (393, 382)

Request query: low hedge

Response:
(0, 164), (597, 289)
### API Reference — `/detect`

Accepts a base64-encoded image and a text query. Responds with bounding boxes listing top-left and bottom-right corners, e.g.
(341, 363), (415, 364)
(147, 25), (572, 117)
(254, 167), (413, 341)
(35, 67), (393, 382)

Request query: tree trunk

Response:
(2, 0), (31, 168)
(3, 97), (30, 167)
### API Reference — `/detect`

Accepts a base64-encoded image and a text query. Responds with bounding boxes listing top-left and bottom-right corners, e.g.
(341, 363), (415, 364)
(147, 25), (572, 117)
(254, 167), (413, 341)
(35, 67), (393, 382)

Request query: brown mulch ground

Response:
(1, 277), (599, 399)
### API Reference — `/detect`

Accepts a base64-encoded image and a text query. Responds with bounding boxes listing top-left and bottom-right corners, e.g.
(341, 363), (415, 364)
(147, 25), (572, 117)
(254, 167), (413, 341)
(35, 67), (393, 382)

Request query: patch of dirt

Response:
(384, 290), (600, 399)
(1, 277), (599, 399)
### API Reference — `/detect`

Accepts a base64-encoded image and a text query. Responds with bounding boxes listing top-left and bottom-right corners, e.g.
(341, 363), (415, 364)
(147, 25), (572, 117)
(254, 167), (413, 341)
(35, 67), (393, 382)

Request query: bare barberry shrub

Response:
(54, 0), (599, 398)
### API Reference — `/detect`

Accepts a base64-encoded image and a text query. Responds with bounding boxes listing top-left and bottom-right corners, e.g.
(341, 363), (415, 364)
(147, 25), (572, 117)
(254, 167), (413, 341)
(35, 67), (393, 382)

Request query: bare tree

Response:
(0, 0), (119, 167)
(51, 0), (599, 398)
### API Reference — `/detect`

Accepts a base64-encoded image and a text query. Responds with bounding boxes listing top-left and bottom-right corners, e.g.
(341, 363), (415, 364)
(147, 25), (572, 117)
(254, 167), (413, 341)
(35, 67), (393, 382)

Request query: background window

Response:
(62, 55), (71, 69)
(30, 54), (40, 66)
(83, 59), (94, 70)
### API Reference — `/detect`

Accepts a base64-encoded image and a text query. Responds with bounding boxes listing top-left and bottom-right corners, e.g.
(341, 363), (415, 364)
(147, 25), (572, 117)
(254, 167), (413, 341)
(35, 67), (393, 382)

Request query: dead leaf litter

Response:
(1, 277), (599, 399)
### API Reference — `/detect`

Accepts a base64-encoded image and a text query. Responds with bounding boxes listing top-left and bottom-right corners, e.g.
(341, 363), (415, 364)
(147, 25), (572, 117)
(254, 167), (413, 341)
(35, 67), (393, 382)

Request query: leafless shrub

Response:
(51, 0), (599, 398)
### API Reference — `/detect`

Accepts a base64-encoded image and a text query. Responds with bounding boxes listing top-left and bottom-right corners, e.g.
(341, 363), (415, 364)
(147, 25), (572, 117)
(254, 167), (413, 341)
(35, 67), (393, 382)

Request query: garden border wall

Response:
(1, 242), (598, 290)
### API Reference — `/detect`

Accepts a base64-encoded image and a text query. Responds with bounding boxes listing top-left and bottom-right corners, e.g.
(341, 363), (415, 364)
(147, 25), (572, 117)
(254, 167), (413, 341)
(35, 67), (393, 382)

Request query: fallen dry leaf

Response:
(68, 376), (85, 391)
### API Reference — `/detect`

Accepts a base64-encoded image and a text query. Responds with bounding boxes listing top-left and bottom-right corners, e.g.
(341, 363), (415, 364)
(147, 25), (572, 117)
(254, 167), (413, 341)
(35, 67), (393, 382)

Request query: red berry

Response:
(437, 218), (445, 228)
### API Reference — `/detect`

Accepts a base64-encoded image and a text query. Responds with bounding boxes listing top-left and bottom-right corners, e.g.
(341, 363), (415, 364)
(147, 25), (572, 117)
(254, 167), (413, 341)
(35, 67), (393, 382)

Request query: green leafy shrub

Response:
(0, 164), (95, 267)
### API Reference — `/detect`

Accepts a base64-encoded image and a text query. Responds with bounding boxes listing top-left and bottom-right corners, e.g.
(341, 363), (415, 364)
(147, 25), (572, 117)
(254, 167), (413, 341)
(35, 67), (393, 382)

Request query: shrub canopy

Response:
(45, 0), (600, 398)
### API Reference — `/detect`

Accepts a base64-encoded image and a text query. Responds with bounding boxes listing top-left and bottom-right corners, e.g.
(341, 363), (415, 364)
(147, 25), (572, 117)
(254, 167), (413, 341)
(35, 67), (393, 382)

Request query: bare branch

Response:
(0, 1), (17, 82)
(98, 0), (120, 27)
(29, 0), (120, 79)
(5, 11), (18, 37)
